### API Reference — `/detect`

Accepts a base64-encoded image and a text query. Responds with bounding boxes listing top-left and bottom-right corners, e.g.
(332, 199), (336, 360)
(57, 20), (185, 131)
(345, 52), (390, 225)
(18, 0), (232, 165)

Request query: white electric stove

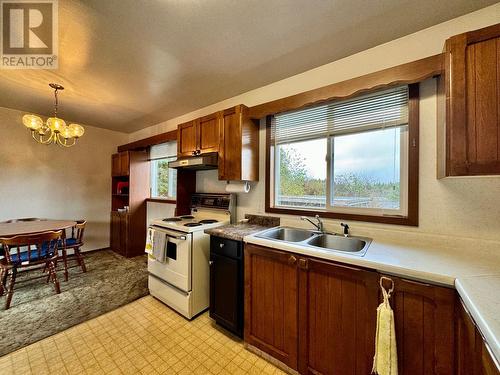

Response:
(147, 193), (235, 319)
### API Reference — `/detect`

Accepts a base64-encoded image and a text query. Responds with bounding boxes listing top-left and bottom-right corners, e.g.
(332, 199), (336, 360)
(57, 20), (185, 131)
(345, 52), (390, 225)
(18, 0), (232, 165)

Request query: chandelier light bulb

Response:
(22, 114), (43, 130)
(69, 123), (85, 138)
(47, 117), (66, 133)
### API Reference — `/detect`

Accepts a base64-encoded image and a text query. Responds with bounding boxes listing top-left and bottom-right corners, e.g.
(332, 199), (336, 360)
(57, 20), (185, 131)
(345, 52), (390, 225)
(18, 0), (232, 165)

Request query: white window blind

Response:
(150, 142), (177, 160)
(272, 85), (409, 145)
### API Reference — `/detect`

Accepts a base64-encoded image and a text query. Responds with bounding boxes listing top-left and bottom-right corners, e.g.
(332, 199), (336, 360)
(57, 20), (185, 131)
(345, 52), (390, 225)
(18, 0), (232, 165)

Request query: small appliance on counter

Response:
(147, 193), (235, 319)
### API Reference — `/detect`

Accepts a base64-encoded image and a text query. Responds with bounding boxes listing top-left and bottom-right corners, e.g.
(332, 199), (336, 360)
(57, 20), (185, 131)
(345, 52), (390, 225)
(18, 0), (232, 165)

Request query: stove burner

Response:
(179, 215), (195, 219)
(199, 219), (218, 224)
(184, 222), (202, 227)
(163, 217), (182, 222)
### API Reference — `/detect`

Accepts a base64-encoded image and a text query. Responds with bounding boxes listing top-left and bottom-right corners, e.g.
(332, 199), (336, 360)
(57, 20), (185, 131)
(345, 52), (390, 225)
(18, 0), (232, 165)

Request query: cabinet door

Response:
(298, 258), (379, 375)
(119, 152), (129, 176)
(198, 113), (220, 154)
(177, 120), (198, 157)
(443, 24), (500, 176)
(111, 154), (120, 176)
(244, 244), (299, 369)
(209, 252), (241, 335)
(110, 212), (121, 252)
(218, 107), (241, 180)
(456, 299), (500, 375)
(386, 275), (456, 375)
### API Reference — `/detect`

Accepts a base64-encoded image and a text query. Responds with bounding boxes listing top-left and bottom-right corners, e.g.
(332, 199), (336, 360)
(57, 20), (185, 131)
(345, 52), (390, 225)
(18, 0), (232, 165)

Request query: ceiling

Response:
(0, 0), (496, 133)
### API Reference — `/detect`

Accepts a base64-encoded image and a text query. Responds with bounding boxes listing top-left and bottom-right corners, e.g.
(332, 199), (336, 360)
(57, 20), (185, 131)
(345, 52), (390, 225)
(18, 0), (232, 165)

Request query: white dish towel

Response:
(372, 276), (398, 375)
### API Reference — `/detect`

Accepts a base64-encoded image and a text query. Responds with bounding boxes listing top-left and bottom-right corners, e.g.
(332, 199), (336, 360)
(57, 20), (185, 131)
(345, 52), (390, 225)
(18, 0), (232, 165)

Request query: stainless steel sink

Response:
(306, 233), (370, 254)
(256, 227), (316, 242)
(255, 226), (371, 256)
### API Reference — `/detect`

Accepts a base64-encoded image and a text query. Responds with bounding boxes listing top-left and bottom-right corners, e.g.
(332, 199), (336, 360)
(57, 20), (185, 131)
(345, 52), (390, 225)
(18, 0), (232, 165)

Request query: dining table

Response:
(0, 220), (77, 238)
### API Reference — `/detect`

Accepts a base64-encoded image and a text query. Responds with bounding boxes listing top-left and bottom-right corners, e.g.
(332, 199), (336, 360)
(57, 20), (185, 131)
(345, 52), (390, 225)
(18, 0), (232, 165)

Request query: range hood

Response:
(168, 152), (218, 170)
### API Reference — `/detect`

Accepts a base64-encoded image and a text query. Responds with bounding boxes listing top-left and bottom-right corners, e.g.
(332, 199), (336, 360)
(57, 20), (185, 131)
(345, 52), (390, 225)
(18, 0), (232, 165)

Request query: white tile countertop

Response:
(244, 229), (500, 364)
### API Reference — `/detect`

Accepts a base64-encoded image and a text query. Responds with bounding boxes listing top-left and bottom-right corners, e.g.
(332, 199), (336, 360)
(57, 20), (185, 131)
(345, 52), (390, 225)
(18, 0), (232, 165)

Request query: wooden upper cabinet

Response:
(111, 151), (129, 176)
(177, 120), (198, 157)
(177, 115), (220, 157)
(298, 258), (379, 375)
(198, 113), (220, 154)
(385, 275), (456, 375)
(244, 244), (299, 370)
(439, 23), (500, 177)
(218, 105), (259, 181)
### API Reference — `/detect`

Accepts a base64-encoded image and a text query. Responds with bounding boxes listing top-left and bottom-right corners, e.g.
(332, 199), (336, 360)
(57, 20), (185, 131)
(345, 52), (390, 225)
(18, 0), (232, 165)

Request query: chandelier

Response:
(22, 83), (85, 147)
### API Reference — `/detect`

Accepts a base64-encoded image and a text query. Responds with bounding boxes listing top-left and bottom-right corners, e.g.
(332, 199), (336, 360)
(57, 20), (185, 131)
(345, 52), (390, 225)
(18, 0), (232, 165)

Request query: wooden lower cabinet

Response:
(245, 244), (480, 375)
(385, 275), (456, 375)
(110, 211), (129, 256)
(244, 244), (299, 369)
(456, 299), (499, 375)
(298, 258), (379, 375)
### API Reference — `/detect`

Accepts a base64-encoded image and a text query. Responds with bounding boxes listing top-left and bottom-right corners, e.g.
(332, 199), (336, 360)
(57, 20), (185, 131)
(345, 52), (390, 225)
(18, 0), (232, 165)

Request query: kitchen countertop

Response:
(205, 223), (274, 241)
(205, 214), (281, 241)
(244, 229), (500, 364)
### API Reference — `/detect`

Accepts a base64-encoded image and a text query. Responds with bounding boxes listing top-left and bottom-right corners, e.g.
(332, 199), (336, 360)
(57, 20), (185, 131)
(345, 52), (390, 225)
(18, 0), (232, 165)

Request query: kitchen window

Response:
(267, 84), (419, 225)
(150, 142), (177, 200)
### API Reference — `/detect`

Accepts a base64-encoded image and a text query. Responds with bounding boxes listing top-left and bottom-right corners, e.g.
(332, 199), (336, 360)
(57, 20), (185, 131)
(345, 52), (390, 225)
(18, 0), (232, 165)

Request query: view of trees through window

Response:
(276, 127), (404, 211)
(151, 158), (177, 199)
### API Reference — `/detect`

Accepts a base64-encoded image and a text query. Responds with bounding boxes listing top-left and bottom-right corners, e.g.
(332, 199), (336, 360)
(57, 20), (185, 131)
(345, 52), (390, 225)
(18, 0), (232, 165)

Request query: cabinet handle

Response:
(209, 261), (214, 266)
(288, 255), (297, 265)
(219, 243), (224, 248)
(298, 258), (308, 270)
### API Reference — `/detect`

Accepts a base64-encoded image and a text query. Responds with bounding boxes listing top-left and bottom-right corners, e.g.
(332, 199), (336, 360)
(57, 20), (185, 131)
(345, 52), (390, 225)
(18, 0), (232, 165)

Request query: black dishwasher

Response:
(209, 236), (244, 338)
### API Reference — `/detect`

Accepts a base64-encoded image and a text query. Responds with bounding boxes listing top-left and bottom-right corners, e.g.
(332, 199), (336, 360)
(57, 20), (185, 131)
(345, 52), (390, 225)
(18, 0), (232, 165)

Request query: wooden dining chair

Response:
(0, 230), (62, 309)
(59, 220), (87, 281)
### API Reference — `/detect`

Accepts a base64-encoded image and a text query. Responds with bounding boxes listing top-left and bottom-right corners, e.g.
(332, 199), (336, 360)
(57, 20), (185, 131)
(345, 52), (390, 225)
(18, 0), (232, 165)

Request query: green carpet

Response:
(0, 250), (148, 357)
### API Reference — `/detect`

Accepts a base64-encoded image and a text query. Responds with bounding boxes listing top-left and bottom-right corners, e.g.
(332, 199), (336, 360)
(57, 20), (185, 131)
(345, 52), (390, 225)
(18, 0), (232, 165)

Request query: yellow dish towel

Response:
(145, 227), (154, 256)
(372, 277), (398, 375)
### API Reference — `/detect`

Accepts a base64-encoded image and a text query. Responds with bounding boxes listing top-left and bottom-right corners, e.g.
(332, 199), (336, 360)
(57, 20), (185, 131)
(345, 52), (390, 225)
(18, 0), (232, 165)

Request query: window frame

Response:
(265, 83), (419, 226)
(149, 141), (178, 202)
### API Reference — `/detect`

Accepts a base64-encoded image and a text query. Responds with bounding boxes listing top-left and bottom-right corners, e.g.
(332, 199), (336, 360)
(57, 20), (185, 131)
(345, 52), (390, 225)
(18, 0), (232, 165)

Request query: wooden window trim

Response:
(146, 197), (176, 204)
(117, 130), (177, 152)
(265, 83), (419, 226)
(250, 54), (441, 119)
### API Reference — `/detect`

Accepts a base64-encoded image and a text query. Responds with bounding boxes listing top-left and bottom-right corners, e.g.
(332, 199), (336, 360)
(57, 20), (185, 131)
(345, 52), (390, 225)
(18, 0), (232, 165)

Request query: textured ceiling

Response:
(0, 0), (496, 133)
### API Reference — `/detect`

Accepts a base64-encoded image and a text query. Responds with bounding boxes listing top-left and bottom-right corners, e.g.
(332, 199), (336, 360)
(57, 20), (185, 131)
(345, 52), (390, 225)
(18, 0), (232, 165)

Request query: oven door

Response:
(147, 226), (192, 292)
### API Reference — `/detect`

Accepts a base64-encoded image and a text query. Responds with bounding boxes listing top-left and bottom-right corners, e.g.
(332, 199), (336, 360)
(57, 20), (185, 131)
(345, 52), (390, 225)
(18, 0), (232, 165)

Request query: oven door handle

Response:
(166, 234), (187, 241)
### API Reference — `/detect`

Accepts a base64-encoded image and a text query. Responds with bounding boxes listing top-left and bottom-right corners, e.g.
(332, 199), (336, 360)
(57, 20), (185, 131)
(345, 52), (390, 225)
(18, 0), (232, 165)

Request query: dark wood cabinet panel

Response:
(439, 23), (500, 177)
(110, 211), (128, 256)
(198, 114), (220, 154)
(385, 275), (456, 375)
(119, 152), (129, 176)
(112, 151), (130, 177)
(298, 258), (379, 375)
(456, 300), (500, 375)
(110, 150), (148, 257)
(218, 105), (259, 181)
(177, 120), (198, 157)
(244, 244), (299, 369)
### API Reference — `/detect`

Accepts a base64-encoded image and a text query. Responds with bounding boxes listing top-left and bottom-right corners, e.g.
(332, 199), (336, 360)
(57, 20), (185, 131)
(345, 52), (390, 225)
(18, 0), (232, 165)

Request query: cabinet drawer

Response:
(210, 236), (241, 259)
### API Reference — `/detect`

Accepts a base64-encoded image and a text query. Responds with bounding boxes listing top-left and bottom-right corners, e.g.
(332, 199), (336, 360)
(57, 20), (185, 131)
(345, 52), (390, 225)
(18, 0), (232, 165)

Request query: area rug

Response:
(0, 250), (148, 357)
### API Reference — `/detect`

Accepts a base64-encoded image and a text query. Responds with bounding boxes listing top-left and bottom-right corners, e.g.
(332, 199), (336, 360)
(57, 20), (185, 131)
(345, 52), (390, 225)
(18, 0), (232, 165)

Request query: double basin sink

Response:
(255, 227), (371, 256)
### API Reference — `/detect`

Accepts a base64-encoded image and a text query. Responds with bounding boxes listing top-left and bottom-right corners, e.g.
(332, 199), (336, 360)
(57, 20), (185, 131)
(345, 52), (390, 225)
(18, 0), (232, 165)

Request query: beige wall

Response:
(131, 4), (500, 243)
(0, 106), (127, 251)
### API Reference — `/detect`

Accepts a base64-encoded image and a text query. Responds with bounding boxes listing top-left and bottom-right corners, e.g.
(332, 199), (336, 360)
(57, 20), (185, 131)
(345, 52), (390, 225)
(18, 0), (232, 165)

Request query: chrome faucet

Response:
(340, 223), (350, 237)
(300, 215), (324, 233)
